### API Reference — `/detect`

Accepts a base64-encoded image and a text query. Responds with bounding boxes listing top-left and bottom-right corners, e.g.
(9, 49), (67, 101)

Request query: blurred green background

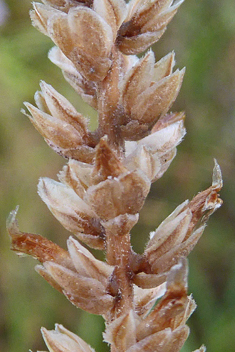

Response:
(0, 0), (235, 351)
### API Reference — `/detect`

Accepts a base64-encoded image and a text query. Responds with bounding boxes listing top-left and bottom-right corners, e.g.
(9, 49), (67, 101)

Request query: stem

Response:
(97, 49), (126, 154)
(106, 229), (134, 321)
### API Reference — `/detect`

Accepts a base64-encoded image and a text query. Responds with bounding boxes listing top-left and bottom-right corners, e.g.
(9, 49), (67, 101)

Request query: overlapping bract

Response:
(30, 260), (205, 352)
(134, 161), (223, 289)
(117, 0), (184, 54)
(40, 324), (96, 352)
(31, 0), (183, 56)
(7, 158), (221, 350)
(8, 161), (222, 317)
(8, 0), (222, 351)
(104, 258), (192, 352)
(28, 0), (185, 146)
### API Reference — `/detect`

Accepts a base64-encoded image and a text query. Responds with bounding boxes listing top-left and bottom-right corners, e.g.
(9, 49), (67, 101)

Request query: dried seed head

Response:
(47, 7), (113, 81)
(38, 177), (105, 243)
(22, 81), (95, 160)
(153, 51), (175, 81)
(134, 163), (223, 286)
(67, 236), (113, 284)
(124, 118), (186, 181)
(85, 169), (150, 220)
(130, 68), (185, 125)
(91, 137), (128, 184)
(41, 324), (95, 352)
(121, 50), (155, 114)
(30, 2), (59, 36)
(44, 261), (114, 314)
(37, 81), (89, 134)
(48, 47), (98, 108)
(134, 283), (166, 317)
(117, 0), (184, 54)
(58, 162), (87, 199)
(104, 258), (191, 352)
(101, 213), (139, 237)
(103, 310), (137, 351)
(23, 102), (85, 149)
(7, 207), (74, 269)
(93, 0), (127, 36)
(10, 0), (220, 350)
(62, 159), (93, 189)
(117, 50), (184, 140)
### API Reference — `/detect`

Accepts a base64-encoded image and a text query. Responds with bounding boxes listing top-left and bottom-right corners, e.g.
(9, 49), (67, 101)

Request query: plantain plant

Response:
(7, 1), (222, 351)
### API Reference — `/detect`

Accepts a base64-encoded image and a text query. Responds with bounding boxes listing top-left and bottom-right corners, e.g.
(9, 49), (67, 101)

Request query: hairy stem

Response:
(106, 229), (134, 321)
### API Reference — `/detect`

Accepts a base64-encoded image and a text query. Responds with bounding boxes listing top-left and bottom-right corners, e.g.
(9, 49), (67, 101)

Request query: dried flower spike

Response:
(8, 1), (222, 351)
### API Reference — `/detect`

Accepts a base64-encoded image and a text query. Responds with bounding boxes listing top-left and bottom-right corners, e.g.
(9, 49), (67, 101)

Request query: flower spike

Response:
(9, 0), (221, 351)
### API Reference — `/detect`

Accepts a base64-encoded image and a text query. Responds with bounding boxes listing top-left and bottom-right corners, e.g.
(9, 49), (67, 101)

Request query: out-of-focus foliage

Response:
(0, 0), (234, 351)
